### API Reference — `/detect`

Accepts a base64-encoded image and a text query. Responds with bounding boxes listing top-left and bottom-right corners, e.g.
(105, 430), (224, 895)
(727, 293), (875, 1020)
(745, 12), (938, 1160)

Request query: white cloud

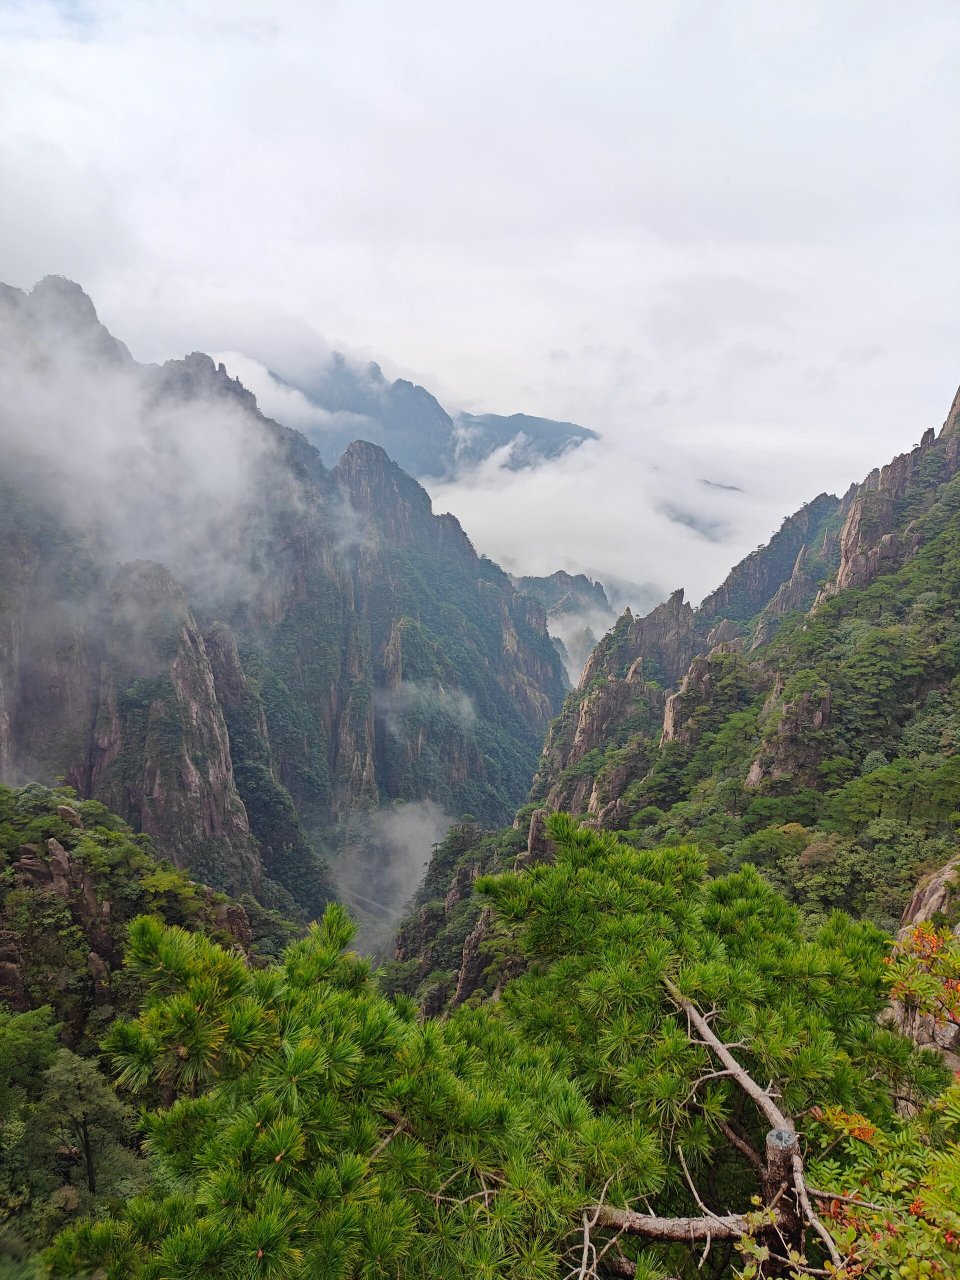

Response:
(426, 409), (875, 605)
(0, 0), (957, 603)
(0, 282), (301, 607)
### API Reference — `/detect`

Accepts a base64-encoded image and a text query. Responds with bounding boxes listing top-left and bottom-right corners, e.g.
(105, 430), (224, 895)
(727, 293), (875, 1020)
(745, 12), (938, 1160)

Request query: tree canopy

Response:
(42, 817), (959, 1279)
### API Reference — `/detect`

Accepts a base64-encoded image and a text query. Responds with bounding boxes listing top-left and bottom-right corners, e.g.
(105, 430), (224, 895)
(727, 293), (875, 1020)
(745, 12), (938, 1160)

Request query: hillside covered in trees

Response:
(0, 781), (296, 1264)
(2, 282), (960, 1276)
(6, 813), (954, 1279)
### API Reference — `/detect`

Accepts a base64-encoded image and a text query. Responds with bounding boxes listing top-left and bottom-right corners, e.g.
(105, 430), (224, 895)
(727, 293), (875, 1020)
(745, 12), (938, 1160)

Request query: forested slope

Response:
(531, 386), (960, 931)
(4, 381), (960, 1277)
(0, 782), (292, 1262)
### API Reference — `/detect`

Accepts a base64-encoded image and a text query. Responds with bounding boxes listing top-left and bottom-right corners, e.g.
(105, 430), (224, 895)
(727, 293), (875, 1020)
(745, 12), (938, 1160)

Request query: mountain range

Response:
(0, 276), (566, 931)
(2, 276), (960, 1277)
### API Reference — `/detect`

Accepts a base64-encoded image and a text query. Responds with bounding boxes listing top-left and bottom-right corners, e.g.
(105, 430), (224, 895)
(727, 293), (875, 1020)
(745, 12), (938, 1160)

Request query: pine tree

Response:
(47, 819), (955, 1278)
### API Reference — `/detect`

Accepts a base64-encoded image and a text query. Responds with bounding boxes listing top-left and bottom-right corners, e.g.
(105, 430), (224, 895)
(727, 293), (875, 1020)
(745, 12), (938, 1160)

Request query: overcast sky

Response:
(1, 0), (958, 602)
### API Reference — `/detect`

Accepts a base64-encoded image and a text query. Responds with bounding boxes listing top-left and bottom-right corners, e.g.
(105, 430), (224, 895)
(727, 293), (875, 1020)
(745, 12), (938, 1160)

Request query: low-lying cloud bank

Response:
(218, 331), (894, 625)
(216, 339), (881, 619)
(425, 414), (876, 608)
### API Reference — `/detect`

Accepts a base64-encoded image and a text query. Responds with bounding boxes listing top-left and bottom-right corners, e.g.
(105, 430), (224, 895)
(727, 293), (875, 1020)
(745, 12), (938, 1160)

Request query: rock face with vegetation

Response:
(0, 783), (269, 1041)
(393, 383), (960, 1018)
(516, 390), (960, 935)
(511, 570), (617, 680)
(3, 278), (960, 1275)
(0, 782), (295, 1259)
(0, 278), (565, 920)
(86, 562), (262, 897)
(510, 570), (612, 619)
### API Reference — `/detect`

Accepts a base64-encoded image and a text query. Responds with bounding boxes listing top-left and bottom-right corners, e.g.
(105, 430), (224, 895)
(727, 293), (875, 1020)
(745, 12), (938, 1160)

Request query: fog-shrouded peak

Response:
(215, 348), (599, 482)
(1, 275), (133, 366)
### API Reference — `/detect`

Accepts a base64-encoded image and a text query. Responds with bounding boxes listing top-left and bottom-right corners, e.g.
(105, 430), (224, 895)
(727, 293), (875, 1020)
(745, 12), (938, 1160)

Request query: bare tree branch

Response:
(806, 1186), (887, 1212)
(587, 981), (848, 1274)
(578, 1210), (594, 1279)
(591, 1205), (751, 1242)
(697, 1229), (712, 1269)
(368, 1118), (406, 1162)
(792, 1153), (844, 1269)
(677, 1146), (724, 1223)
(663, 978), (791, 1133)
(664, 978), (847, 1269)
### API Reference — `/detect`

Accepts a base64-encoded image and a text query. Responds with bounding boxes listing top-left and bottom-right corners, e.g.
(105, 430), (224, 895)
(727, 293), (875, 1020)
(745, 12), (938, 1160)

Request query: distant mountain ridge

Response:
(510, 570), (616, 681)
(510, 570), (612, 617)
(233, 350), (598, 480)
(510, 570), (664, 682)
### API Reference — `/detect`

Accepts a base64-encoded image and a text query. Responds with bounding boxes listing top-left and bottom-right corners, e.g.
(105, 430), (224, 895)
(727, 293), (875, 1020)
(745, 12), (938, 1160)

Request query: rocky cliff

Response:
(85, 562), (262, 895)
(511, 570), (612, 618)
(821, 422), (960, 599)
(512, 571), (617, 681)
(0, 782), (259, 1046)
(531, 389), (960, 837)
(886, 860), (960, 1067)
(0, 278), (566, 920)
(698, 492), (841, 629)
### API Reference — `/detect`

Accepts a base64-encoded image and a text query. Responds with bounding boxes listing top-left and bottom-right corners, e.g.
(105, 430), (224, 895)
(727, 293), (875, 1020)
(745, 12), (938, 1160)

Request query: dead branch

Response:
(578, 1209), (595, 1279)
(368, 1118), (406, 1162)
(792, 1153), (844, 1269)
(588, 982), (848, 1273)
(806, 1186), (887, 1212)
(591, 1205), (751, 1242)
(664, 978), (791, 1133)
(665, 979), (845, 1268)
(677, 1145), (724, 1223)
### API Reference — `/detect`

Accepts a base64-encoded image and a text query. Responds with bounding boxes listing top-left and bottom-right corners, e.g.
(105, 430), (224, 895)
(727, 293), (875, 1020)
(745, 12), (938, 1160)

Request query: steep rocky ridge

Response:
(697, 492), (841, 630)
(900, 860), (960, 932)
(512, 570), (616, 680)
(0, 782), (268, 1046)
(531, 395), (960, 827)
(511, 570), (611, 619)
(822, 422), (960, 598)
(384, 818), (526, 1013)
(0, 278), (566, 920)
(84, 563), (262, 896)
(886, 860), (960, 1066)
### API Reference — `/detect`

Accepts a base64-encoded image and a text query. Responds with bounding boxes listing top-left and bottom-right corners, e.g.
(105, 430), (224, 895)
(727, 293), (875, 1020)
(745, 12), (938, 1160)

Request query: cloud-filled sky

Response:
(1, 0), (958, 602)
